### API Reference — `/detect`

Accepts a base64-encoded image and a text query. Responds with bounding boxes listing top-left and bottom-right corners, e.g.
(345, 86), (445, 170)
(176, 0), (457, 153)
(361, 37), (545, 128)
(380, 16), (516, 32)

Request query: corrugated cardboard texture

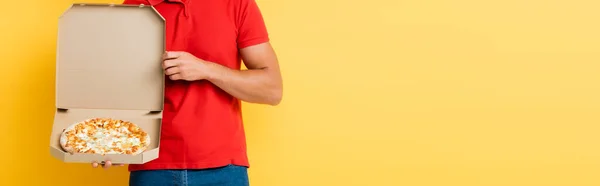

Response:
(56, 4), (165, 110)
(51, 4), (165, 164)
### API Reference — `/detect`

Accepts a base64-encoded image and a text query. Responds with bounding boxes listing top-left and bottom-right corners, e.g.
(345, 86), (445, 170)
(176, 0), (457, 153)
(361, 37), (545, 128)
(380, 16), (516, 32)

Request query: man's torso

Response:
(123, 0), (267, 171)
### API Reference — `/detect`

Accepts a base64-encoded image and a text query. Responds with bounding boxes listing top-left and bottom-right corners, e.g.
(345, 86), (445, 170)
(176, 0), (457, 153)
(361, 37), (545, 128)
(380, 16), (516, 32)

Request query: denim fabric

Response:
(129, 164), (249, 186)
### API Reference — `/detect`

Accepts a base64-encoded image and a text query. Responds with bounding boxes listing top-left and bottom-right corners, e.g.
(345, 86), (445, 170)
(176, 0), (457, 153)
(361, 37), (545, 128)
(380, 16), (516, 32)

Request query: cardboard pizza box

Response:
(49, 3), (165, 164)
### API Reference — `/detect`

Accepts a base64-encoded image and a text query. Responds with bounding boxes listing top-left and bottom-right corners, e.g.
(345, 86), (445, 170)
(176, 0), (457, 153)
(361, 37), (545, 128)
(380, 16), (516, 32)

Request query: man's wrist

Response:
(203, 61), (221, 82)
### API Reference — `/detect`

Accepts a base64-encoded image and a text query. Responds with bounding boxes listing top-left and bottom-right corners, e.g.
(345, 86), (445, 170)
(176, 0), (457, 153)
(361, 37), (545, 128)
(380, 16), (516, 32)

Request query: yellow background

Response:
(1, 0), (599, 185)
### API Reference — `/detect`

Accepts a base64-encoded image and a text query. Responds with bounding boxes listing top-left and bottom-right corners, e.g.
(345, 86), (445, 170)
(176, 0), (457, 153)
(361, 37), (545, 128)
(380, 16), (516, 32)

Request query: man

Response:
(90, 0), (283, 185)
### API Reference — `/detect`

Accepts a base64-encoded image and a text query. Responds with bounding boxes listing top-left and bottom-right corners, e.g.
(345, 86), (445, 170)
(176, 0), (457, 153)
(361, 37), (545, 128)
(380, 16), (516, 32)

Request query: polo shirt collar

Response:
(148, 0), (187, 6)
(147, 0), (189, 17)
(148, 0), (163, 6)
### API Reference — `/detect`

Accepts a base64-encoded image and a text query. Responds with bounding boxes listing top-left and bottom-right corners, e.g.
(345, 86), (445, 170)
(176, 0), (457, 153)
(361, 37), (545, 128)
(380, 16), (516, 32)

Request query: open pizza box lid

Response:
(49, 3), (165, 164)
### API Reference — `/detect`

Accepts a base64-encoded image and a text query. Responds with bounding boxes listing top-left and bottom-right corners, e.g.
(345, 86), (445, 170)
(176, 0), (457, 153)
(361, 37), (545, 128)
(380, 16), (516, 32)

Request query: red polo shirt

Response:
(122, 0), (270, 171)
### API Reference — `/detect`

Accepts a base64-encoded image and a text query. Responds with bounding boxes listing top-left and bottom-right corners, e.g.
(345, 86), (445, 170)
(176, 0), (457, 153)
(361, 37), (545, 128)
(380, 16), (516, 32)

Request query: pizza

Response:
(59, 118), (150, 155)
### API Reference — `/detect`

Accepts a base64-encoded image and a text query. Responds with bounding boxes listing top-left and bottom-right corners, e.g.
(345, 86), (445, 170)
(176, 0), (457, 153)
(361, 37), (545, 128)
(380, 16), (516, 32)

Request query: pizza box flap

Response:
(50, 3), (164, 164)
(56, 3), (165, 111)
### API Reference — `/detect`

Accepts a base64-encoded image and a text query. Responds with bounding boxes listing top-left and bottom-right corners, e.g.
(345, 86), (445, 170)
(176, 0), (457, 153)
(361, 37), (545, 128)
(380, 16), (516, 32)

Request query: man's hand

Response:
(91, 161), (125, 170)
(162, 51), (211, 81)
(161, 43), (282, 105)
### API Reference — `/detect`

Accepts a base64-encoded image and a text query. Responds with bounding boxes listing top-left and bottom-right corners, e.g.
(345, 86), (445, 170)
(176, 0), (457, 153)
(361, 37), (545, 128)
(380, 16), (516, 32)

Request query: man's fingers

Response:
(162, 51), (178, 60)
(165, 66), (180, 76)
(163, 59), (180, 70)
(164, 51), (186, 60)
(169, 74), (183, 81)
(92, 161), (125, 169)
(103, 161), (112, 169)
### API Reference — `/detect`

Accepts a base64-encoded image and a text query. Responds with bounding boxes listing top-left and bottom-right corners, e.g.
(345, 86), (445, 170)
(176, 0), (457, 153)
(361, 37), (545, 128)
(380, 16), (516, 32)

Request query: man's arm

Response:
(162, 0), (280, 105)
(162, 42), (283, 106)
(205, 42), (283, 105)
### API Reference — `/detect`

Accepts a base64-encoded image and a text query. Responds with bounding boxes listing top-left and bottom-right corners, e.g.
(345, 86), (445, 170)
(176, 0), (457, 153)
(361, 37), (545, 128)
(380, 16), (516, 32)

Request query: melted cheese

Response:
(63, 118), (149, 155)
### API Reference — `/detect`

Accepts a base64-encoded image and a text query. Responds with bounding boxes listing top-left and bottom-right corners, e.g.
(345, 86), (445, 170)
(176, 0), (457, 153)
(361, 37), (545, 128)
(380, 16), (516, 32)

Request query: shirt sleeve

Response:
(236, 0), (270, 49)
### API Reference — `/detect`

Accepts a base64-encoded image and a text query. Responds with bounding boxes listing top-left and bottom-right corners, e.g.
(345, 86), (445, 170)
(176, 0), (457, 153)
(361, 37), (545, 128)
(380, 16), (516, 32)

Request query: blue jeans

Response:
(129, 164), (249, 186)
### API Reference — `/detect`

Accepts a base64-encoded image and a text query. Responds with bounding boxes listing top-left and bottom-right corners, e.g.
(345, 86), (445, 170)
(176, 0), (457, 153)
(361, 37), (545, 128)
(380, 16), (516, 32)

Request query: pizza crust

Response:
(59, 124), (77, 154)
(59, 118), (151, 155)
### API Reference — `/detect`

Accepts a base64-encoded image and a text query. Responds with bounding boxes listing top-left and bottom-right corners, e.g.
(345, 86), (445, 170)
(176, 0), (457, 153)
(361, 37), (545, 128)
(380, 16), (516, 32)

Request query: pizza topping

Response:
(60, 118), (150, 155)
